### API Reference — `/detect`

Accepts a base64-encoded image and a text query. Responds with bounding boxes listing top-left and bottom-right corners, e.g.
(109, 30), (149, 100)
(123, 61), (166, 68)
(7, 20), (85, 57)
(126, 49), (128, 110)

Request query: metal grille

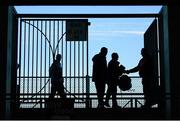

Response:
(16, 17), (158, 109)
(17, 18), (89, 108)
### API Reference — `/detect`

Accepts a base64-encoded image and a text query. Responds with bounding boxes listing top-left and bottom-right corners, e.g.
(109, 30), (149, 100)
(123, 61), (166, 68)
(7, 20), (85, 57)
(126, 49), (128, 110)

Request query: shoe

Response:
(141, 105), (151, 109)
(104, 101), (110, 107)
(97, 104), (105, 109)
(112, 105), (122, 109)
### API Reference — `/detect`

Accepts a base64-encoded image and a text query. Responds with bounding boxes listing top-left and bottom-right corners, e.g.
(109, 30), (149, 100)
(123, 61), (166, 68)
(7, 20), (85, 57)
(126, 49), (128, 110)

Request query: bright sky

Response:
(15, 6), (162, 14)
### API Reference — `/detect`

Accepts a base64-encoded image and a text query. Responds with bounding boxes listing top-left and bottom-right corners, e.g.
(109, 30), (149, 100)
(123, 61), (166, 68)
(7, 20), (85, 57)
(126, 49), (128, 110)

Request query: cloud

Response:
(91, 22), (151, 28)
(90, 30), (144, 37)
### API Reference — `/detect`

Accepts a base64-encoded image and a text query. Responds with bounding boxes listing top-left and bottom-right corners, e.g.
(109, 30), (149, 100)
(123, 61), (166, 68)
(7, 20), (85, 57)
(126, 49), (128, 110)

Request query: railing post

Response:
(16, 84), (20, 109)
(86, 75), (91, 108)
(130, 98), (133, 108)
(40, 99), (42, 109)
(135, 98), (137, 108)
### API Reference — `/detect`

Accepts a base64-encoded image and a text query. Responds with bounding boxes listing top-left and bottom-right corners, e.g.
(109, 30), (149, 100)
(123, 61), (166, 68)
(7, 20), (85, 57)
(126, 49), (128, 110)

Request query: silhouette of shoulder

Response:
(49, 61), (60, 77)
(92, 54), (100, 62)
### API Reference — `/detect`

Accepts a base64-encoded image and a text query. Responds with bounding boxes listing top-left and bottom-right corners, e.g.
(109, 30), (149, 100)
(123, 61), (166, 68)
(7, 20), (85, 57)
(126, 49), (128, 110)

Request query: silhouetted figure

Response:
(125, 48), (158, 108)
(49, 54), (66, 100)
(104, 53), (125, 109)
(92, 47), (108, 108)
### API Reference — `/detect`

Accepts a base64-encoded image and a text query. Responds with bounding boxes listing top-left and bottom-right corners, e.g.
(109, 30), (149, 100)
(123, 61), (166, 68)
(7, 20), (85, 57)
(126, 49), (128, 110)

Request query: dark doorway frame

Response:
(1, 1), (172, 119)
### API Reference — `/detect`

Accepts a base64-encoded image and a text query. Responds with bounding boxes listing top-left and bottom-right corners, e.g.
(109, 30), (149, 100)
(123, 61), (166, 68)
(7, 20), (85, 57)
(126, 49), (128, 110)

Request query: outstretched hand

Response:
(124, 70), (130, 74)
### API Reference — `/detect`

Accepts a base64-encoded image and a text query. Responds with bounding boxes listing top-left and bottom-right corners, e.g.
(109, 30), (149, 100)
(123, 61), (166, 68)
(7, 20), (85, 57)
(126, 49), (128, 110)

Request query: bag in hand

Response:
(118, 75), (132, 91)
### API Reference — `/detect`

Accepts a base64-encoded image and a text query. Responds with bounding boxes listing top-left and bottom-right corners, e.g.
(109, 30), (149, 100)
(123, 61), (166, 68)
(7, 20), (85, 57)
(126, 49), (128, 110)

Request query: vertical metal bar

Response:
(19, 18), (22, 103)
(70, 36), (72, 96)
(57, 21), (59, 54)
(45, 21), (47, 97)
(61, 21), (63, 70)
(55, 21), (59, 98)
(61, 21), (65, 88)
(86, 22), (90, 108)
(23, 20), (26, 100)
(86, 22), (89, 87)
(53, 20), (55, 56)
(131, 98), (133, 108)
(78, 39), (80, 100)
(135, 99), (137, 108)
(49, 21), (51, 92)
(27, 20), (30, 102)
(36, 21), (39, 102)
(82, 40), (84, 98)
(74, 39), (76, 93)
(65, 21), (68, 91)
(156, 17), (161, 86)
(60, 21), (62, 67)
(40, 99), (42, 108)
(40, 20), (43, 101)
(53, 20), (56, 98)
(32, 20), (34, 97)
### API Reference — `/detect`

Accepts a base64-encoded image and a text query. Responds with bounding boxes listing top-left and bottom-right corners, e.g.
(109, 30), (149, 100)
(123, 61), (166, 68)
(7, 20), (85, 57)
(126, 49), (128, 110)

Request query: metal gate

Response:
(17, 18), (90, 108)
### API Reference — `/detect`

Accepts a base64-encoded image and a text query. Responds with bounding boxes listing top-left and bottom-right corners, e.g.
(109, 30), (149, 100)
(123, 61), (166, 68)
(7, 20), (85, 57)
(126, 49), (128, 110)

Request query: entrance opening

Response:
(14, 5), (162, 109)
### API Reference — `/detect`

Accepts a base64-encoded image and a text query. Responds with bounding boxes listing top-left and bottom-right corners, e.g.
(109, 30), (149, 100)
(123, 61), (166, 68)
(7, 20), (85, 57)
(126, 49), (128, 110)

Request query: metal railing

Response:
(17, 93), (145, 109)
(15, 76), (150, 109)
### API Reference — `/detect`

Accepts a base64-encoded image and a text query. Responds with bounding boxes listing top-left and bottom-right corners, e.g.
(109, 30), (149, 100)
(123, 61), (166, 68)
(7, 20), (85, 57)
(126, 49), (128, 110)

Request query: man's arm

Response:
(125, 60), (141, 74)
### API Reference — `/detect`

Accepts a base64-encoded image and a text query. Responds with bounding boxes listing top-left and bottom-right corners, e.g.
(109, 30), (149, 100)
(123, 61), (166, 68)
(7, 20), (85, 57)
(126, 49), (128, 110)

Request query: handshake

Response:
(119, 65), (131, 74)
(123, 69), (131, 74)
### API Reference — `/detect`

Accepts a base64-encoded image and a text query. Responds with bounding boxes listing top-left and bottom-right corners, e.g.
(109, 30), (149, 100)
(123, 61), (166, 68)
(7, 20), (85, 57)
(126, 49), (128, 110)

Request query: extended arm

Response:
(125, 60), (141, 74)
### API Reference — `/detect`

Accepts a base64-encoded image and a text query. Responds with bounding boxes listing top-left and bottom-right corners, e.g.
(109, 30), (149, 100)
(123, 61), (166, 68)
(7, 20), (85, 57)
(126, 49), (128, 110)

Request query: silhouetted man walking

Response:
(92, 47), (108, 108)
(49, 54), (66, 100)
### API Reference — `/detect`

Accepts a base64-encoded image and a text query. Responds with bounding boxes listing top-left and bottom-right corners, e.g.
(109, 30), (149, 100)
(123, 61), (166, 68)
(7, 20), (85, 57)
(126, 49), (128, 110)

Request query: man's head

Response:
(111, 52), (119, 60)
(141, 48), (148, 57)
(100, 47), (108, 56)
(56, 54), (62, 61)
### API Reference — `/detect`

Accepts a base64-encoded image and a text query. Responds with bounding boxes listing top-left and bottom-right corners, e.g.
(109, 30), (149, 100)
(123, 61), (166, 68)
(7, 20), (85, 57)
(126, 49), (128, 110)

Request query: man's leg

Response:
(99, 82), (106, 107)
(95, 82), (105, 108)
(143, 84), (152, 108)
(49, 84), (56, 100)
(57, 82), (66, 99)
(112, 86), (121, 108)
(105, 84), (111, 107)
